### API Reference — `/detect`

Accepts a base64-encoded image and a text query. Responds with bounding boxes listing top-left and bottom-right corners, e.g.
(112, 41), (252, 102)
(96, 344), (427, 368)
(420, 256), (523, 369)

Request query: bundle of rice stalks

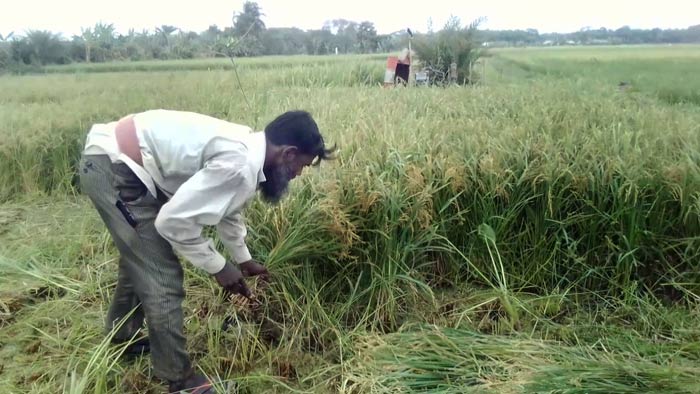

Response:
(342, 325), (700, 393)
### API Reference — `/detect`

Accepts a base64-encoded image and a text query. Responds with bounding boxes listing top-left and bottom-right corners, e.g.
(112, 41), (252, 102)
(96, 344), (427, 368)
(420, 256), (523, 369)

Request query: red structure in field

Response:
(383, 55), (411, 87)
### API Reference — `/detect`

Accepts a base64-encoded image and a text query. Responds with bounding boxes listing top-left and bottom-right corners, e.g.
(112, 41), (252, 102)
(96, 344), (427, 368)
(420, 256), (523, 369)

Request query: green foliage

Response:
(10, 30), (71, 65)
(413, 17), (485, 84)
(234, 1), (266, 37)
(0, 32), (13, 69)
(356, 21), (379, 53)
(227, 1), (266, 57)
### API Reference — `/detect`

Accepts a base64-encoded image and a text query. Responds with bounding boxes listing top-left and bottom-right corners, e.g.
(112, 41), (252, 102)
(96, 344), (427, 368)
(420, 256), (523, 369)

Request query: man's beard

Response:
(259, 165), (292, 204)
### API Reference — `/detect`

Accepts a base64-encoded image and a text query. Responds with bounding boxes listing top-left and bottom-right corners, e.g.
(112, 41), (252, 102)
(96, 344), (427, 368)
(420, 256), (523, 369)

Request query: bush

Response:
(413, 17), (486, 85)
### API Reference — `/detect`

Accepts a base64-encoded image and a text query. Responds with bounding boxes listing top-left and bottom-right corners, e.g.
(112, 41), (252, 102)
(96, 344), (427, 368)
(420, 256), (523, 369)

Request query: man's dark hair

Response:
(264, 110), (335, 165)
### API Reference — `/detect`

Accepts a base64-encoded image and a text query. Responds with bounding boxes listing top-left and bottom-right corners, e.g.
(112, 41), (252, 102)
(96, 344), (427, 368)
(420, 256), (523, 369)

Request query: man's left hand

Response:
(239, 260), (269, 280)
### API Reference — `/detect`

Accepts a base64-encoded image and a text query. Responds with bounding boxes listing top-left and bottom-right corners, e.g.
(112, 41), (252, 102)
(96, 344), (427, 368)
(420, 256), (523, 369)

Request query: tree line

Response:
(480, 25), (700, 46)
(0, 2), (405, 70)
(1, 1), (698, 70)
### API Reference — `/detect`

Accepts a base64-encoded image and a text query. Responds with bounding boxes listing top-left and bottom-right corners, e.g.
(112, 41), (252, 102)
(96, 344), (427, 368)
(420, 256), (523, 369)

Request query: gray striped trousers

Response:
(79, 154), (191, 382)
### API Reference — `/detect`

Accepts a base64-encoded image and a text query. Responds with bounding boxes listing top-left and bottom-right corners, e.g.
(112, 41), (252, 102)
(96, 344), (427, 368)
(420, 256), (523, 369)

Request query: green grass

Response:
(489, 44), (700, 105)
(1, 45), (699, 393)
(39, 54), (388, 74)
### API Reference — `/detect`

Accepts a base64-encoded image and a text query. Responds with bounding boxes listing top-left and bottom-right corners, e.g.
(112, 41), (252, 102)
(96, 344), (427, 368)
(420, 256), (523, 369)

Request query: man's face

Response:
(260, 147), (315, 204)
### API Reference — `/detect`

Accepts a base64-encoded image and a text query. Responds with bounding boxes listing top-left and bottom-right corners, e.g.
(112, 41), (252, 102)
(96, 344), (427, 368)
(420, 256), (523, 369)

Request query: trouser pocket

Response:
(112, 162), (147, 204)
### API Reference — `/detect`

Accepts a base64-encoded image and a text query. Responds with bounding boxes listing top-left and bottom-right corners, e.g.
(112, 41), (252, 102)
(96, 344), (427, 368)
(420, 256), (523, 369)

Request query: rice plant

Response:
(0, 45), (699, 393)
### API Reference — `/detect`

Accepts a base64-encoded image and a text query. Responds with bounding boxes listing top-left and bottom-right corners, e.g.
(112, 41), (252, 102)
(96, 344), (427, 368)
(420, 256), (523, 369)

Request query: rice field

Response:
(1, 45), (699, 393)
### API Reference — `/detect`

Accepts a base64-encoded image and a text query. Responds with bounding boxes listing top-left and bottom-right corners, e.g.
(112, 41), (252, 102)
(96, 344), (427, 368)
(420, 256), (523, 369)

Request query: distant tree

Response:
(201, 25), (221, 48)
(80, 27), (95, 62)
(337, 20), (358, 53)
(0, 32), (14, 68)
(324, 19), (351, 35)
(688, 25), (700, 42)
(377, 31), (406, 53)
(262, 27), (306, 55)
(86, 22), (117, 62)
(156, 25), (178, 56)
(230, 1), (266, 56)
(173, 31), (198, 59)
(12, 30), (68, 65)
(615, 26), (634, 44)
(305, 29), (334, 55)
(233, 2), (266, 37)
(117, 28), (145, 61)
(357, 21), (378, 52)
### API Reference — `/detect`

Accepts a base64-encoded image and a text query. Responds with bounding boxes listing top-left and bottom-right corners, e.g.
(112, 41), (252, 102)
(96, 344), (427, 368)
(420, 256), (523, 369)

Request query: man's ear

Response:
(282, 145), (299, 160)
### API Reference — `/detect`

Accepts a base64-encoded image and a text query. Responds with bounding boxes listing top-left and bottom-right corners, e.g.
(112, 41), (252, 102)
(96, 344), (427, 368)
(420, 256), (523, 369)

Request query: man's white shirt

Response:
(83, 109), (266, 274)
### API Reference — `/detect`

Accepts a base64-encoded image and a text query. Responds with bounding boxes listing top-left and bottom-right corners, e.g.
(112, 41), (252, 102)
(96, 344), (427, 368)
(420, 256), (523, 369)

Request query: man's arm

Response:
(217, 211), (252, 264)
(218, 212), (270, 278)
(154, 153), (254, 275)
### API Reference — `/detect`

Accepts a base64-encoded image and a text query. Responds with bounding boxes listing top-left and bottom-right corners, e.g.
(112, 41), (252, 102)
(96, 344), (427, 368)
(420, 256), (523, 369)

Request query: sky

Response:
(0, 0), (697, 38)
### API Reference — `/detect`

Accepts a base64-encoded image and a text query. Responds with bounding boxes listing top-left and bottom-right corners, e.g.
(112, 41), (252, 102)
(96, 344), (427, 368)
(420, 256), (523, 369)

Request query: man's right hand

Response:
(213, 262), (251, 298)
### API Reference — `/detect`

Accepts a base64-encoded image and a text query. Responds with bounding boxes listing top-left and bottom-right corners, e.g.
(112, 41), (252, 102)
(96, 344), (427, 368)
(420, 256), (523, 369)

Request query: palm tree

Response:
(24, 30), (64, 65)
(93, 22), (116, 61)
(156, 25), (178, 54)
(0, 32), (14, 42)
(0, 32), (14, 67)
(80, 27), (94, 62)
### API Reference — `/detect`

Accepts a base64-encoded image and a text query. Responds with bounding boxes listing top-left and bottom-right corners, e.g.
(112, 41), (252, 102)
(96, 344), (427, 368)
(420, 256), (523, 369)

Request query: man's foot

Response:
(169, 374), (217, 394)
(111, 336), (150, 358)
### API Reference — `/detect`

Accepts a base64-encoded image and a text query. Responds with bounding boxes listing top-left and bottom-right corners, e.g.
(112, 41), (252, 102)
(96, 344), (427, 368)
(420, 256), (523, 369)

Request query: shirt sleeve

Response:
(217, 211), (252, 264)
(154, 152), (254, 274)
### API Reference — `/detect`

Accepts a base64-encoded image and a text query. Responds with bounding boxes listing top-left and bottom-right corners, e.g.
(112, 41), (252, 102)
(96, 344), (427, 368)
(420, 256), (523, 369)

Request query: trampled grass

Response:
(1, 45), (699, 393)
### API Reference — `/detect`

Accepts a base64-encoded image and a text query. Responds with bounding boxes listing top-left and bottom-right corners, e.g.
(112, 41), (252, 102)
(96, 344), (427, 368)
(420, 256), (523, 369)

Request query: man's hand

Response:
(213, 262), (251, 298)
(239, 259), (269, 280)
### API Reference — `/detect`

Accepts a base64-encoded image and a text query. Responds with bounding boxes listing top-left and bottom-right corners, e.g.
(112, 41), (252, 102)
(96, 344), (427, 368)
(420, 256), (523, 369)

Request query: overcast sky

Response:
(1, 0), (697, 38)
